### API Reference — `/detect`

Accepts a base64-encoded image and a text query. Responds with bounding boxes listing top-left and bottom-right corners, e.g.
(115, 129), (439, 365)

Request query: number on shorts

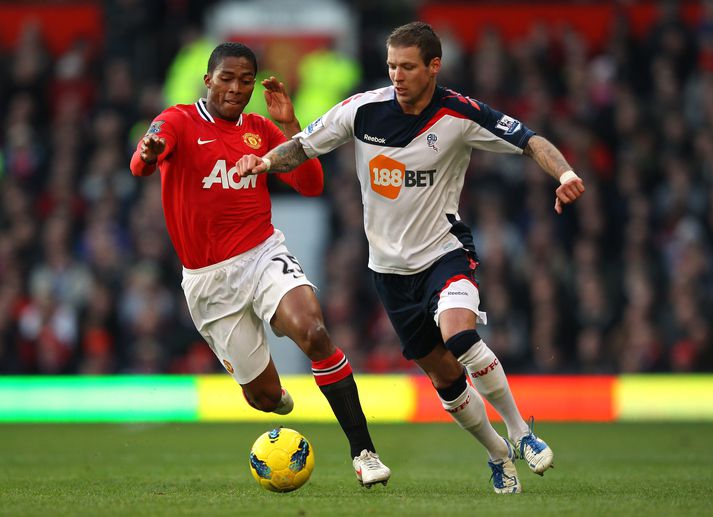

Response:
(272, 254), (304, 277)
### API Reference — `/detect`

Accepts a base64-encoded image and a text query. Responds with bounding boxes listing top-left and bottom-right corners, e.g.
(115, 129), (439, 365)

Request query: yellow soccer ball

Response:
(249, 427), (315, 492)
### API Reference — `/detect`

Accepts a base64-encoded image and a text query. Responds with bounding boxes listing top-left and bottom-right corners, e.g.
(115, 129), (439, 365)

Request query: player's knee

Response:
(444, 329), (483, 358)
(294, 318), (333, 360)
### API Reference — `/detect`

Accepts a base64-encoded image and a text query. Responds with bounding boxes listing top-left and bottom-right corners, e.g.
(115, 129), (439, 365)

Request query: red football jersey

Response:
(130, 99), (323, 269)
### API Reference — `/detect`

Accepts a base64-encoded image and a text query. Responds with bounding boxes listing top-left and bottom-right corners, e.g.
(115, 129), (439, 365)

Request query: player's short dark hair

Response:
(207, 42), (258, 74)
(386, 22), (442, 66)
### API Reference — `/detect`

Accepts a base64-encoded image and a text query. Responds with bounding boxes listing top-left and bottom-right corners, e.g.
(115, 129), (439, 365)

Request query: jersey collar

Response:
(195, 98), (243, 126)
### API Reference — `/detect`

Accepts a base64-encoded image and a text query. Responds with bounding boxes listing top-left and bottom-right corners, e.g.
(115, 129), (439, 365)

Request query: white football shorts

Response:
(181, 230), (315, 384)
(434, 277), (488, 327)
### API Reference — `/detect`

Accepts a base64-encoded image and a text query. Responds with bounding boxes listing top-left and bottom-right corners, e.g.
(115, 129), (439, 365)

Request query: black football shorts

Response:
(372, 248), (483, 360)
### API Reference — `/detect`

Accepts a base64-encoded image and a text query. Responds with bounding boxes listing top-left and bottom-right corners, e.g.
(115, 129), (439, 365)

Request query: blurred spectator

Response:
(17, 275), (78, 374)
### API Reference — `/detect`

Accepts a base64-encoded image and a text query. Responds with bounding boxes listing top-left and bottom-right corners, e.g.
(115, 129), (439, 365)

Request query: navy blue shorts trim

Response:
(372, 249), (480, 360)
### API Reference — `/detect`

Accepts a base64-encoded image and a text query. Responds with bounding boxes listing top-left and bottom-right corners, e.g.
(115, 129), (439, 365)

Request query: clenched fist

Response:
(140, 134), (166, 164)
(554, 176), (585, 214)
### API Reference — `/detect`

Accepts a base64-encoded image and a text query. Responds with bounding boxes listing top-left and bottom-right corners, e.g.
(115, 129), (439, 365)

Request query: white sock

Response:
(439, 384), (509, 461)
(458, 340), (530, 443)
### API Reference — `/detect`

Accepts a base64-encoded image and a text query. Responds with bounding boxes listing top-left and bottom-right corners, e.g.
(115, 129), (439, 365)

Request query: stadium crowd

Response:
(1, 0), (712, 375)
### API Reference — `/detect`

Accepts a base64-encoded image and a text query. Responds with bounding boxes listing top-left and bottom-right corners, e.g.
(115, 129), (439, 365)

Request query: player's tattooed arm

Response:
(523, 135), (572, 182)
(264, 140), (310, 172)
(235, 140), (309, 177)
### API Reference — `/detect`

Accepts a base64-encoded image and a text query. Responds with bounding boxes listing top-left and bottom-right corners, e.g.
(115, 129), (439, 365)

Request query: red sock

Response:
(312, 348), (373, 457)
(311, 348), (353, 386)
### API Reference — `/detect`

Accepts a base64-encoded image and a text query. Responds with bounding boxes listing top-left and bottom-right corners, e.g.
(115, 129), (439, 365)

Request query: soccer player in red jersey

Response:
(130, 42), (390, 487)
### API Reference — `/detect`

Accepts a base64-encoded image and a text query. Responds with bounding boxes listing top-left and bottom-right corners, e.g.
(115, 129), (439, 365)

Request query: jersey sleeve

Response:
(463, 99), (535, 154)
(263, 118), (324, 196)
(292, 97), (356, 158)
(129, 110), (180, 176)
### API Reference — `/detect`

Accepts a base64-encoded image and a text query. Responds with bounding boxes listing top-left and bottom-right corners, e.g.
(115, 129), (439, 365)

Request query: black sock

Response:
(319, 374), (376, 458)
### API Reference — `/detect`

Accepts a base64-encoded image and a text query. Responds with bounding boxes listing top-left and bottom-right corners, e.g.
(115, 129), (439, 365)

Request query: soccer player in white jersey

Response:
(236, 23), (585, 493)
(130, 42), (390, 488)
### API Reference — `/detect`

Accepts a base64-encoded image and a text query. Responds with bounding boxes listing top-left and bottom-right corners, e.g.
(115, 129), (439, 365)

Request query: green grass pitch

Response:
(1, 422), (712, 516)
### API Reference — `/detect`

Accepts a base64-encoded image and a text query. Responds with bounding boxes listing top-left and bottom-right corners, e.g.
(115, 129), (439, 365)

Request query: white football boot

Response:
(353, 449), (391, 488)
(272, 387), (294, 415)
(516, 418), (554, 475)
(487, 439), (521, 494)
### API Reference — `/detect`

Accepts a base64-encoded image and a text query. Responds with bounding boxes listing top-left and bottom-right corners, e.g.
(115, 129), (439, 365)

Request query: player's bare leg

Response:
(415, 344), (520, 493)
(440, 308), (554, 475)
(241, 357), (294, 415)
(272, 286), (390, 487)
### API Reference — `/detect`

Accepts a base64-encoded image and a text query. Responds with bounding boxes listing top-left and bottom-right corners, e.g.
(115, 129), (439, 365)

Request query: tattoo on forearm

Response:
(524, 136), (572, 180)
(265, 140), (309, 172)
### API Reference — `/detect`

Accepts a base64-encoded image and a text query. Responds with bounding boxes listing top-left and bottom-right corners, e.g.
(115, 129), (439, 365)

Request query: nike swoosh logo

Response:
(197, 138), (217, 145)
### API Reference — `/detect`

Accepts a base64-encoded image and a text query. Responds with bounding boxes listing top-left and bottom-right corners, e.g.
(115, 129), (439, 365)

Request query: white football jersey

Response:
(294, 85), (534, 274)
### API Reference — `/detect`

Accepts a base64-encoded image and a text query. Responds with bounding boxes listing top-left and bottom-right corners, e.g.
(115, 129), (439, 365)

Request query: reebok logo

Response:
(197, 138), (216, 145)
(202, 159), (258, 190)
(368, 154), (436, 200)
(470, 358), (499, 378)
(364, 133), (386, 144)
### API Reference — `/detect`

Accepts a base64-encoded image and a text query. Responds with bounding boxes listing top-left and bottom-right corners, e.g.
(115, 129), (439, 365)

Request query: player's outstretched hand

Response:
(140, 134), (166, 164)
(236, 154), (269, 177)
(263, 76), (297, 126)
(554, 177), (585, 214)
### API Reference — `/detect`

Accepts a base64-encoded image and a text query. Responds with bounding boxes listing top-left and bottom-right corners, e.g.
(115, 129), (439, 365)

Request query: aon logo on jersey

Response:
(368, 155), (435, 200)
(202, 160), (258, 189)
